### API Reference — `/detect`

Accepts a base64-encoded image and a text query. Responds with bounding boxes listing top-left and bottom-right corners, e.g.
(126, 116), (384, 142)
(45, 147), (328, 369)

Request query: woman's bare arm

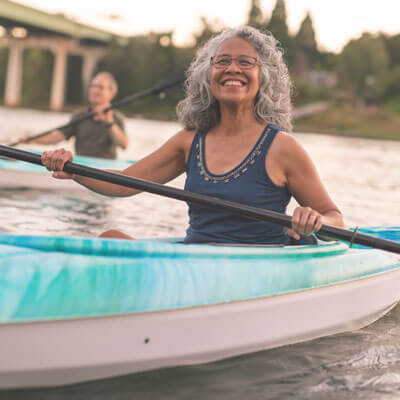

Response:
(269, 133), (344, 239)
(43, 129), (195, 197)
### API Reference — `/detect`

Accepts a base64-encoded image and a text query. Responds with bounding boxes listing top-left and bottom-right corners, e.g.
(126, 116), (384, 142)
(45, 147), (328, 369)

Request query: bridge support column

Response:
(5, 42), (23, 107)
(50, 46), (67, 111)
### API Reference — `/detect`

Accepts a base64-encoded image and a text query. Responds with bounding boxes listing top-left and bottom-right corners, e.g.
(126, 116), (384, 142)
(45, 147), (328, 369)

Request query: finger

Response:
(314, 214), (323, 232)
(302, 212), (316, 236)
(55, 157), (64, 171)
(291, 208), (301, 234)
(298, 207), (312, 235)
(42, 151), (53, 171)
(287, 228), (300, 240)
(305, 212), (323, 235)
(57, 150), (72, 171)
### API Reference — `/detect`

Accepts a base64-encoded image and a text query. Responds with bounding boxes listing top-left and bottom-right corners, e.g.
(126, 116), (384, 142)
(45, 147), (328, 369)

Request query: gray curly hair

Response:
(177, 26), (293, 132)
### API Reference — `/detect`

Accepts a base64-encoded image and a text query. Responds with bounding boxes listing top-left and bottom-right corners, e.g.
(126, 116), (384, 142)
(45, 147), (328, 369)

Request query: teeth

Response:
(223, 80), (243, 86)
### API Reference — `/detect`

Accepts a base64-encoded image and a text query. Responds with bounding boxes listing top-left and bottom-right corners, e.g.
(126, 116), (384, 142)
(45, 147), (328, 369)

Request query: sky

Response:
(15, 0), (400, 53)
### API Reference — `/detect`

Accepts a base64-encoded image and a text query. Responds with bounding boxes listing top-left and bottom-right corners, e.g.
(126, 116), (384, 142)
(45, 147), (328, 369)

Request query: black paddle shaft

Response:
(8, 71), (185, 146)
(0, 145), (399, 255)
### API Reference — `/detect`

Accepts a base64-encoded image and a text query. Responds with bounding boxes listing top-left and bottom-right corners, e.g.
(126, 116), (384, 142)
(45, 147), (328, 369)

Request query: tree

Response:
(338, 33), (390, 104)
(193, 16), (223, 48)
(22, 49), (53, 106)
(381, 33), (400, 68)
(266, 0), (293, 64)
(97, 33), (191, 118)
(292, 12), (319, 75)
(296, 12), (317, 54)
(385, 65), (400, 100)
(247, 0), (263, 29)
(0, 48), (8, 103)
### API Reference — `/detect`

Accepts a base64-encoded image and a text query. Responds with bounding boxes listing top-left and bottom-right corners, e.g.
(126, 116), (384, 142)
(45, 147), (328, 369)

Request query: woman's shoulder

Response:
(270, 130), (302, 155)
(165, 129), (197, 154)
(172, 128), (197, 145)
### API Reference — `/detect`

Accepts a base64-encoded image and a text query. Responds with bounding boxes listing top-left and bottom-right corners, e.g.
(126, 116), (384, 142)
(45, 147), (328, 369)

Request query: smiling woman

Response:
(40, 26), (344, 244)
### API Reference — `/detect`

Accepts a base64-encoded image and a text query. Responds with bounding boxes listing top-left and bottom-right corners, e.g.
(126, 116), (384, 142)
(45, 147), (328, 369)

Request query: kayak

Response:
(0, 154), (133, 191)
(0, 227), (399, 389)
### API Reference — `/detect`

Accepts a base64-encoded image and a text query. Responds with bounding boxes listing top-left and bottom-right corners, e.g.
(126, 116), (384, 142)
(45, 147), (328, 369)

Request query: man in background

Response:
(20, 71), (128, 159)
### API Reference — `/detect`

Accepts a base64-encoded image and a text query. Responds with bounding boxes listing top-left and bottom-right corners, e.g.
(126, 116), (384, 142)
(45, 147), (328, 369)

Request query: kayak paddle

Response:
(0, 145), (399, 255)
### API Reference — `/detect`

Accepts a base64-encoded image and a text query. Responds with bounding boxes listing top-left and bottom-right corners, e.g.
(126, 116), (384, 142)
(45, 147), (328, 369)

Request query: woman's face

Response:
(210, 36), (260, 107)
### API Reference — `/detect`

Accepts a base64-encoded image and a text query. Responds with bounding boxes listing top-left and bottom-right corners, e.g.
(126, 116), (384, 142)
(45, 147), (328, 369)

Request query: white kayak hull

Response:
(1, 267), (399, 389)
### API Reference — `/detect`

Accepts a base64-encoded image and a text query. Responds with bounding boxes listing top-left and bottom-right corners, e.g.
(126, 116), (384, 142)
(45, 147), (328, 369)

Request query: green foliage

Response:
(0, 48), (8, 103)
(247, 0), (264, 29)
(65, 55), (83, 105)
(294, 13), (318, 68)
(296, 13), (317, 52)
(266, 0), (293, 64)
(193, 17), (224, 48)
(384, 65), (400, 99)
(295, 103), (400, 140)
(337, 33), (390, 103)
(384, 96), (400, 115)
(21, 48), (53, 106)
(97, 34), (193, 116)
(381, 33), (400, 68)
(293, 79), (334, 106)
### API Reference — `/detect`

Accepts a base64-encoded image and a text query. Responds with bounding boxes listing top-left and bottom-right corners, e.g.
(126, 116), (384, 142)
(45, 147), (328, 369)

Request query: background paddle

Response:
(1, 145), (399, 255)
(7, 71), (185, 147)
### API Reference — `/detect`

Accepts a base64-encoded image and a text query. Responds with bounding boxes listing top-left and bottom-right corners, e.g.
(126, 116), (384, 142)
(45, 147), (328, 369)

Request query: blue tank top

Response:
(184, 124), (292, 245)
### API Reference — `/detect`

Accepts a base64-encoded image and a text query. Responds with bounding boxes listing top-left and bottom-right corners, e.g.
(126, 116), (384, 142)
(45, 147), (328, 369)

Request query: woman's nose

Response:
(224, 61), (241, 73)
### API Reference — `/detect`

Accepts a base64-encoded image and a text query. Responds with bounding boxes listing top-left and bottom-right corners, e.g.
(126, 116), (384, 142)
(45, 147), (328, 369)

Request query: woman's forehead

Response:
(214, 36), (257, 56)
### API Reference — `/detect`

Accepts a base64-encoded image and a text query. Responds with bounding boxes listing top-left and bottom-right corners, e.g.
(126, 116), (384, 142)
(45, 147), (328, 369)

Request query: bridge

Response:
(0, 0), (128, 110)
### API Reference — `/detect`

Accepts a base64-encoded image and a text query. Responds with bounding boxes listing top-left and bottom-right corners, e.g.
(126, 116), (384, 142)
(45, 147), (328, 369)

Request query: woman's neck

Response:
(216, 104), (264, 137)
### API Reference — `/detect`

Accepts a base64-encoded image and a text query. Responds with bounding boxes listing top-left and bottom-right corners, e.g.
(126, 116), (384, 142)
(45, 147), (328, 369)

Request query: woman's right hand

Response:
(41, 149), (75, 179)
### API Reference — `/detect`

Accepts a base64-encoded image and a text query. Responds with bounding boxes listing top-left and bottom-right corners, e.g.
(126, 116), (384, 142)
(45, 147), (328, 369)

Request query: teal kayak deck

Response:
(0, 153), (133, 172)
(1, 229), (399, 324)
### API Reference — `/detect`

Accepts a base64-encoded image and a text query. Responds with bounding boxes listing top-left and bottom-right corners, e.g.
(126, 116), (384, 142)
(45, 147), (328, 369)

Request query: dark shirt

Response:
(61, 109), (126, 159)
(184, 124), (291, 245)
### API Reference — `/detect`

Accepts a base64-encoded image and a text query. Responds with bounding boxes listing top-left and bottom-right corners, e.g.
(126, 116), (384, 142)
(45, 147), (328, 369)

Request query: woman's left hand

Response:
(287, 206), (323, 240)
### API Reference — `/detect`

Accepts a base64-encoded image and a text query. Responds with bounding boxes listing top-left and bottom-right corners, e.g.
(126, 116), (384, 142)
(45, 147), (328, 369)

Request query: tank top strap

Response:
(186, 130), (203, 170)
(259, 124), (281, 155)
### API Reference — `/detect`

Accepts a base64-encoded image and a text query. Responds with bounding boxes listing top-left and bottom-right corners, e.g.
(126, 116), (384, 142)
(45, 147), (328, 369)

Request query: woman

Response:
(41, 26), (344, 244)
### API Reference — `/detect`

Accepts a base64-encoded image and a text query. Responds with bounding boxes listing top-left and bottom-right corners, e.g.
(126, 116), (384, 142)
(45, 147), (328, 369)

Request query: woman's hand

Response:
(287, 206), (323, 240)
(41, 149), (75, 180)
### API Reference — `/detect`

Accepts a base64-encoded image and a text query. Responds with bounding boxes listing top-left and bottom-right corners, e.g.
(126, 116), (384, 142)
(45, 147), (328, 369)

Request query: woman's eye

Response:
(216, 58), (230, 64)
(238, 59), (251, 66)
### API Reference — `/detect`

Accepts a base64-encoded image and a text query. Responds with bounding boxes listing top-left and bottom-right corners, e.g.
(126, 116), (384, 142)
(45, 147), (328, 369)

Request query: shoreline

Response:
(293, 126), (400, 142)
(1, 104), (399, 142)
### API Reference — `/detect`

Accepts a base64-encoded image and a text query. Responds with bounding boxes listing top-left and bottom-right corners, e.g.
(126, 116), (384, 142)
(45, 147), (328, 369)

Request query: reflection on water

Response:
(0, 106), (400, 399)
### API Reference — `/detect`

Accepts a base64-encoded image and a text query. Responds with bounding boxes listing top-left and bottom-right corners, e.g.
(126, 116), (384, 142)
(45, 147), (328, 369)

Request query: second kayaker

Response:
(17, 71), (128, 159)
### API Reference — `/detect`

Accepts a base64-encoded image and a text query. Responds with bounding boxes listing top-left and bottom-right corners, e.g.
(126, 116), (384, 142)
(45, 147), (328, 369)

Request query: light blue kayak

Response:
(0, 227), (399, 389)
(0, 153), (134, 190)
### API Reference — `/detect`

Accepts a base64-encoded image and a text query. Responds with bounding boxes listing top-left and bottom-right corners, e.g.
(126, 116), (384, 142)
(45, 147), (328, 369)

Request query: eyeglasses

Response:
(89, 83), (109, 90)
(210, 55), (259, 70)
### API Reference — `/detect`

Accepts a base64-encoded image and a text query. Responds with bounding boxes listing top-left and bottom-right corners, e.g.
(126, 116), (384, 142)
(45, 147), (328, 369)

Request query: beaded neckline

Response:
(196, 125), (272, 184)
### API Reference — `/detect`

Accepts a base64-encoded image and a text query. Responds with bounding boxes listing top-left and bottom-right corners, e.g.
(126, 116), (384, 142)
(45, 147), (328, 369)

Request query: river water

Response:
(0, 106), (400, 399)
